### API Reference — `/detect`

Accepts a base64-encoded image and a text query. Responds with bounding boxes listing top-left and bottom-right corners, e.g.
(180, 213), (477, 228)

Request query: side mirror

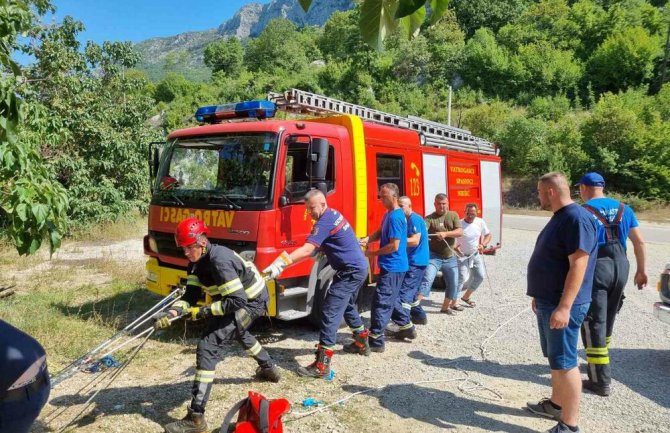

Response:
(148, 141), (165, 188)
(278, 195), (289, 207)
(310, 138), (329, 194)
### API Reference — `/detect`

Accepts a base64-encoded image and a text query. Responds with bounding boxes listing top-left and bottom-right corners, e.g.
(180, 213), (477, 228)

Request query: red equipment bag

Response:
(220, 391), (291, 433)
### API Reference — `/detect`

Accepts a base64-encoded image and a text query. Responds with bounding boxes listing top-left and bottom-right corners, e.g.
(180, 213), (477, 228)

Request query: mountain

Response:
(134, 0), (354, 82)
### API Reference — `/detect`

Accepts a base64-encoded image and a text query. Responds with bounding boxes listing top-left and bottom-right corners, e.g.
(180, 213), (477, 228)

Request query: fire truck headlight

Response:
(148, 236), (159, 253)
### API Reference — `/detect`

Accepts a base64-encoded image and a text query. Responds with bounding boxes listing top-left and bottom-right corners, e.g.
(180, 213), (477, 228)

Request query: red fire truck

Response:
(144, 89), (502, 323)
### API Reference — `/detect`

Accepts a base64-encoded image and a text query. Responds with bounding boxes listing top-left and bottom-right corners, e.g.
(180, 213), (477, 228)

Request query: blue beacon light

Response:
(195, 100), (276, 123)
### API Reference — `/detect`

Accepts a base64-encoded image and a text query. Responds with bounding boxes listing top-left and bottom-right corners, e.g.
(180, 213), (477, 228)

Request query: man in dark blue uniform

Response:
(156, 217), (280, 433)
(264, 189), (370, 379)
(0, 320), (50, 433)
(360, 183), (408, 353)
(525, 172), (597, 433)
(387, 196), (429, 339)
(577, 172), (647, 396)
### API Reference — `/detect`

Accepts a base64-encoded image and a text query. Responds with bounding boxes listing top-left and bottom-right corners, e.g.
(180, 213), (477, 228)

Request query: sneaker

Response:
(547, 421), (581, 433)
(582, 379), (611, 396)
(526, 398), (561, 421)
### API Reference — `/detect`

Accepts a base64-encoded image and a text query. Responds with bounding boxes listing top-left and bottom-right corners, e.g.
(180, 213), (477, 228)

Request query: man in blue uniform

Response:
(387, 196), (429, 339)
(264, 189), (370, 378)
(525, 172), (598, 433)
(360, 183), (408, 352)
(156, 217), (280, 433)
(576, 172), (647, 397)
(0, 320), (50, 433)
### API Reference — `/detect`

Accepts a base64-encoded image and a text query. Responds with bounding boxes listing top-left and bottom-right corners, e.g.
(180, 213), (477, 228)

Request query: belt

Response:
(1, 370), (48, 403)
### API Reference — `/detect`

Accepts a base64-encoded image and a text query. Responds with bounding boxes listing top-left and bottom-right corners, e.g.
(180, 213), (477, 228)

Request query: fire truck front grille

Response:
(150, 231), (255, 259)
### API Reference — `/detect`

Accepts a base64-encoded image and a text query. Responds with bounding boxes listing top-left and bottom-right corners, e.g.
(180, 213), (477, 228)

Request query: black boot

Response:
(297, 345), (333, 379)
(164, 406), (208, 433)
(256, 364), (281, 383)
(343, 329), (371, 356)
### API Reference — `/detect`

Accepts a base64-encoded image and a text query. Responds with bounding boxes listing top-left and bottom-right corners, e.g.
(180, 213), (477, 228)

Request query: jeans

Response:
(419, 253), (459, 301)
(536, 299), (590, 370)
(457, 252), (485, 293)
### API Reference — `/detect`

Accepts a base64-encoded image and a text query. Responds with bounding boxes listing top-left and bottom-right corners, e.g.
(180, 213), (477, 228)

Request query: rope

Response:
(55, 328), (155, 433)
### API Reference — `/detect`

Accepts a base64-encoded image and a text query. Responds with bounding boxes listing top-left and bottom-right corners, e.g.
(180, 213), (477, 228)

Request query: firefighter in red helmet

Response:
(156, 217), (281, 433)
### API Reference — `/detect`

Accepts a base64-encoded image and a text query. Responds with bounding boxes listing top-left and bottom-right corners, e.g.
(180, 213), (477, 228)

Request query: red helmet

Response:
(175, 217), (210, 247)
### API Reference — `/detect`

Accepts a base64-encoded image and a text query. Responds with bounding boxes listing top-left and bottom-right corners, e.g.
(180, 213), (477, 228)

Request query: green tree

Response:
(244, 19), (321, 73)
(300, 0), (450, 50)
(587, 26), (662, 93)
(20, 15), (161, 224)
(204, 37), (244, 76)
(450, 0), (533, 37)
(1, 0), (69, 255)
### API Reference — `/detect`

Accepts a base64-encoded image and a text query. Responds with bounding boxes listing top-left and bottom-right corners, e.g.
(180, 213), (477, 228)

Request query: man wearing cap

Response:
(576, 172), (647, 397)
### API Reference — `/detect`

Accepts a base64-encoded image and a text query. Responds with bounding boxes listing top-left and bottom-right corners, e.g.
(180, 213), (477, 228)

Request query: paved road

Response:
(504, 214), (670, 244)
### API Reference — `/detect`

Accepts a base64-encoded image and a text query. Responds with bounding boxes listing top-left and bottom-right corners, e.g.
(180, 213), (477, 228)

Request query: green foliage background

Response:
(3, 0), (670, 255)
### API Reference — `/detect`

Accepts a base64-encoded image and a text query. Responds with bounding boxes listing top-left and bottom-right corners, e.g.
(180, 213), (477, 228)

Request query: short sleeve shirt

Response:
(425, 211), (461, 258)
(378, 208), (409, 272)
(306, 208), (368, 271)
(527, 203), (598, 305)
(456, 217), (491, 256)
(584, 197), (639, 250)
(407, 212), (429, 266)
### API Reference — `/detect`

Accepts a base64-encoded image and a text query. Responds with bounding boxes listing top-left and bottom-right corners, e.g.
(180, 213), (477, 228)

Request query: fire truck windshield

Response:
(154, 133), (277, 210)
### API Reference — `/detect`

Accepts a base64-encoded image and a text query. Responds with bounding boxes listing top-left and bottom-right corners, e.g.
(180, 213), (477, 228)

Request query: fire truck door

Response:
(422, 154), (447, 217)
(480, 160), (502, 249)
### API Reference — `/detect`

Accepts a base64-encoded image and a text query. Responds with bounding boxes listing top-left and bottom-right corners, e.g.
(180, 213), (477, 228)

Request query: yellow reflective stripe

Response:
(211, 301), (224, 316)
(173, 300), (190, 310)
(350, 325), (364, 333)
(410, 300), (420, 307)
(246, 342), (262, 356)
(204, 285), (221, 296)
(219, 280), (244, 297)
(245, 278), (264, 299)
(398, 323), (414, 330)
(195, 370), (215, 383)
(586, 356), (610, 365)
(401, 302), (412, 310)
(187, 275), (203, 287)
(369, 333), (381, 339)
(605, 336), (612, 347)
(586, 347), (608, 355)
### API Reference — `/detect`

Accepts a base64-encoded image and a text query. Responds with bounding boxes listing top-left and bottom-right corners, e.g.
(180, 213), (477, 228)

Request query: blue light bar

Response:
(195, 100), (276, 123)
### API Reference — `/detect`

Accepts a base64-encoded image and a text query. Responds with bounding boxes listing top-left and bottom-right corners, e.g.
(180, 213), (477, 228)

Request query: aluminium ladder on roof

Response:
(268, 88), (497, 156)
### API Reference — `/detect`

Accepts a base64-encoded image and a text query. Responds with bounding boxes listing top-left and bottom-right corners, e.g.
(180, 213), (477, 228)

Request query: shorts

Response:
(535, 299), (590, 370)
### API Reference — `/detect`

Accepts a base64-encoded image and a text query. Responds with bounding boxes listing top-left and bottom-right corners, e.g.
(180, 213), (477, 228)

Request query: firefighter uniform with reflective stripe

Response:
(172, 241), (274, 414)
(580, 201), (632, 391)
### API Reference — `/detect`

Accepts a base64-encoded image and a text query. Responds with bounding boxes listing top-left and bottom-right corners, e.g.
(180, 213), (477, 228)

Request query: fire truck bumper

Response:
(146, 257), (187, 297)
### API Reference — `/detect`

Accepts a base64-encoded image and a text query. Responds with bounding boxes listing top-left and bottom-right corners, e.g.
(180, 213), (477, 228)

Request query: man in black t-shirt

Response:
(525, 172), (597, 433)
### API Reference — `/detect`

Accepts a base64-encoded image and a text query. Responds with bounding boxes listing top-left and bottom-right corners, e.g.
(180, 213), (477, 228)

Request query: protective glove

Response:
(188, 306), (212, 320)
(153, 311), (172, 329)
(262, 251), (292, 279)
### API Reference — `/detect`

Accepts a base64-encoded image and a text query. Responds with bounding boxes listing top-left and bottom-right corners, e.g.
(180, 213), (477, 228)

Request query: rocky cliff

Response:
(135, 0), (354, 81)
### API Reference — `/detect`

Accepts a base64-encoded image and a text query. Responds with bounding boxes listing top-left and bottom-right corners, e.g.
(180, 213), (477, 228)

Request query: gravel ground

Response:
(38, 224), (670, 433)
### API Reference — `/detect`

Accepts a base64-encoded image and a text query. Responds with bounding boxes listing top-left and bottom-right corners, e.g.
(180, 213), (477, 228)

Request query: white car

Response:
(653, 263), (670, 324)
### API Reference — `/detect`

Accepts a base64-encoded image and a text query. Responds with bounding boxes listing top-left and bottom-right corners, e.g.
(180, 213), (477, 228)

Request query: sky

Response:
(44, 0), (271, 44)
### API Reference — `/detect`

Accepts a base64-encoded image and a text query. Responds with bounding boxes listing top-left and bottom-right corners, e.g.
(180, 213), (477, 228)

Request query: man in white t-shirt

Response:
(455, 203), (491, 307)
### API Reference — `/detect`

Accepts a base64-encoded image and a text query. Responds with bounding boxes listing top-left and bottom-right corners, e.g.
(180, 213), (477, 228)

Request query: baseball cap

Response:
(575, 172), (605, 187)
